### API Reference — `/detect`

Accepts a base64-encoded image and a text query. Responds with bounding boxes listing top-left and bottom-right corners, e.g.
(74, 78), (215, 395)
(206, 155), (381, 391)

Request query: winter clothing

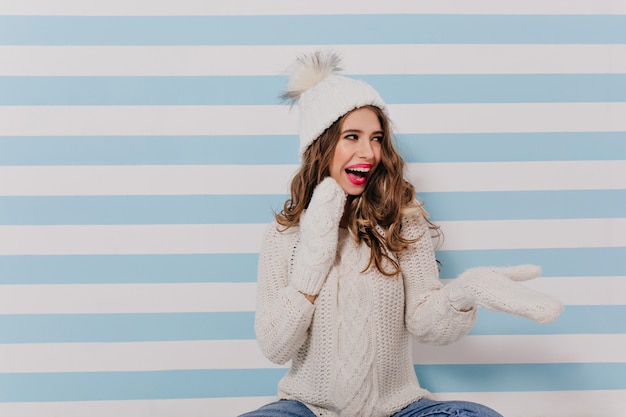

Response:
(282, 51), (386, 158)
(254, 209), (477, 416)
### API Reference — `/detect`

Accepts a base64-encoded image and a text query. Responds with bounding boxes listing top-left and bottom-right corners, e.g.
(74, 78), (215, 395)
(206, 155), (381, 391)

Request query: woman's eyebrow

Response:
(341, 129), (383, 135)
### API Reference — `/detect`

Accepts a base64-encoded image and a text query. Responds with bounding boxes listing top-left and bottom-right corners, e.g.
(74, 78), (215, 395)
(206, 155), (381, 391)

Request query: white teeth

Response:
(347, 167), (370, 173)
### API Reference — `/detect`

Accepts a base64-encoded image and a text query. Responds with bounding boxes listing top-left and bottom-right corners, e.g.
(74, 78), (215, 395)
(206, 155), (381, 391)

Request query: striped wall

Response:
(0, 1), (625, 416)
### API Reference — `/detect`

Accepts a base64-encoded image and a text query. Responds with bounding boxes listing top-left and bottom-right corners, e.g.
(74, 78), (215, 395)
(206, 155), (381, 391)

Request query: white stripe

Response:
(1, 276), (623, 315)
(2, 45), (625, 76)
(391, 102), (626, 135)
(1, 161), (624, 196)
(0, 282), (258, 314)
(0, 105), (294, 136)
(412, 334), (626, 365)
(519, 276), (626, 306)
(0, 391), (621, 417)
(0, 165), (298, 196)
(0, 219), (623, 255)
(408, 160), (626, 192)
(1, 0), (624, 15)
(2, 334), (625, 373)
(437, 218), (626, 250)
(0, 340), (281, 373)
(1, 103), (626, 136)
(0, 224), (267, 255)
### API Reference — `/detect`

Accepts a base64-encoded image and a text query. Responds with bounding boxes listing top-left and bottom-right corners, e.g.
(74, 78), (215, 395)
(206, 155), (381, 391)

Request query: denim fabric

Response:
(393, 399), (503, 417)
(238, 398), (503, 417)
(238, 400), (316, 417)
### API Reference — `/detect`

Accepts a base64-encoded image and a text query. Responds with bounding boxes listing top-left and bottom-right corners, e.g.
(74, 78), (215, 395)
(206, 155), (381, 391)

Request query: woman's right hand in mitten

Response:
(291, 177), (347, 297)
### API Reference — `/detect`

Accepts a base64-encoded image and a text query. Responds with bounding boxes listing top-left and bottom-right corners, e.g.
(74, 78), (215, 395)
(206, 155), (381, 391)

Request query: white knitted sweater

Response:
(255, 212), (477, 417)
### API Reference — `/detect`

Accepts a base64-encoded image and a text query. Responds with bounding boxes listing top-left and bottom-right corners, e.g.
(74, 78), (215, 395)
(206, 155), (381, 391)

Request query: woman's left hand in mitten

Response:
(446, 265), (563, 324)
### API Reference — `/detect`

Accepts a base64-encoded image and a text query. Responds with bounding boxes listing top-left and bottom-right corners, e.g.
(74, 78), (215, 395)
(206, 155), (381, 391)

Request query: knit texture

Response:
(296, 74), (386, 157)
(291, 177), (347, 296)
(255, 212), (477, 417)
(282, 51), (387, 158)
(446, 265), (563, 324)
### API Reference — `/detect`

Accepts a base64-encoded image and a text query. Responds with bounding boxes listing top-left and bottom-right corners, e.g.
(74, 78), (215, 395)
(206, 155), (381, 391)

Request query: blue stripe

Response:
(0, 363), (624, 401)
(0, 135), (299, 166)
(437, 247), (626, 279)
(397, 131), (626, 163)
(0, 312), (255, 343)
(0, 368), (286, 401)
(0, 247), (623, 284)
(0, 254), (260, 284)
(0, 195), (283, 225)
(420, 190), (626, 221)
(2, 132), (624, 166)
(0, 15), (625, 45)
(414, 363), (626, 393)
(362, 74), (626, 104)
(0, 76), (282, 106)
(1, 74), (625, 105)
(1, 190), (624, 225)
(0, 306), (623, 344)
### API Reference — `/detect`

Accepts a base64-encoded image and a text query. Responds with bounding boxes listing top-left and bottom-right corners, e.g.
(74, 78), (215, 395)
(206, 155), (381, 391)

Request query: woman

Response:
(240, 51), (562, 417)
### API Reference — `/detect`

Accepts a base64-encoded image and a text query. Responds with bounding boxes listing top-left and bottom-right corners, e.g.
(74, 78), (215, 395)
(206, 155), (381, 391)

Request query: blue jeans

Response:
(239, 398), (504, 417)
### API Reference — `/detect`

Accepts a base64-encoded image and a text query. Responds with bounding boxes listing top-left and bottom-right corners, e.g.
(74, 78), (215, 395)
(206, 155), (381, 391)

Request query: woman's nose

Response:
(356, 138), (374, 158)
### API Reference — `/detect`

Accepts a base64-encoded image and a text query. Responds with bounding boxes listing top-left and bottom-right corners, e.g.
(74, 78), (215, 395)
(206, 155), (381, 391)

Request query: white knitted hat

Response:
(282, 51), (387, 158)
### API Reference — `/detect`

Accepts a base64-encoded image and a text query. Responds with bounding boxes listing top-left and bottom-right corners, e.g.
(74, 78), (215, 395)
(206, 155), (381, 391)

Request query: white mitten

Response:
(291, 177), (347, 295)
(446, 265), (563, 324)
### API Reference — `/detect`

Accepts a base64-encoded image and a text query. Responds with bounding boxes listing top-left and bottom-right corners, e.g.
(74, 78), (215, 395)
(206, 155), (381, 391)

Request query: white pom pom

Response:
(282, 51), (342, 103)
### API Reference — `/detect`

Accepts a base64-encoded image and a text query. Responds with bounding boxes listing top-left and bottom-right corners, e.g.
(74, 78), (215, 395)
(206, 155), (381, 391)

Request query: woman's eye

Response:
(345, 134), (358, 140)
(372, 136), (383, 142)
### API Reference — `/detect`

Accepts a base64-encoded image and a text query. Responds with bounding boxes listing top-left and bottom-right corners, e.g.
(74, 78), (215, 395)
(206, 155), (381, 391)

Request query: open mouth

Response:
(345, 165), (371, 185)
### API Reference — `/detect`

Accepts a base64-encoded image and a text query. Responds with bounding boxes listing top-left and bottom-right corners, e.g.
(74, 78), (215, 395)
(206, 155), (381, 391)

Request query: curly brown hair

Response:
(275, 105), (440, 276)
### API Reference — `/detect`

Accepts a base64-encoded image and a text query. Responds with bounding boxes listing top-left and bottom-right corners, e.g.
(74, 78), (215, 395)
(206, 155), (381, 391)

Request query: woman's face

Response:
(329, 107), (383, 196)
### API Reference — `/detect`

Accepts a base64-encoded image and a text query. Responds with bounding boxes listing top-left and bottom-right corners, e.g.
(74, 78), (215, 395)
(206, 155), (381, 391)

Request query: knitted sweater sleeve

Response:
(399, 212), (477, 345)
(254, 222), (317, 365)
